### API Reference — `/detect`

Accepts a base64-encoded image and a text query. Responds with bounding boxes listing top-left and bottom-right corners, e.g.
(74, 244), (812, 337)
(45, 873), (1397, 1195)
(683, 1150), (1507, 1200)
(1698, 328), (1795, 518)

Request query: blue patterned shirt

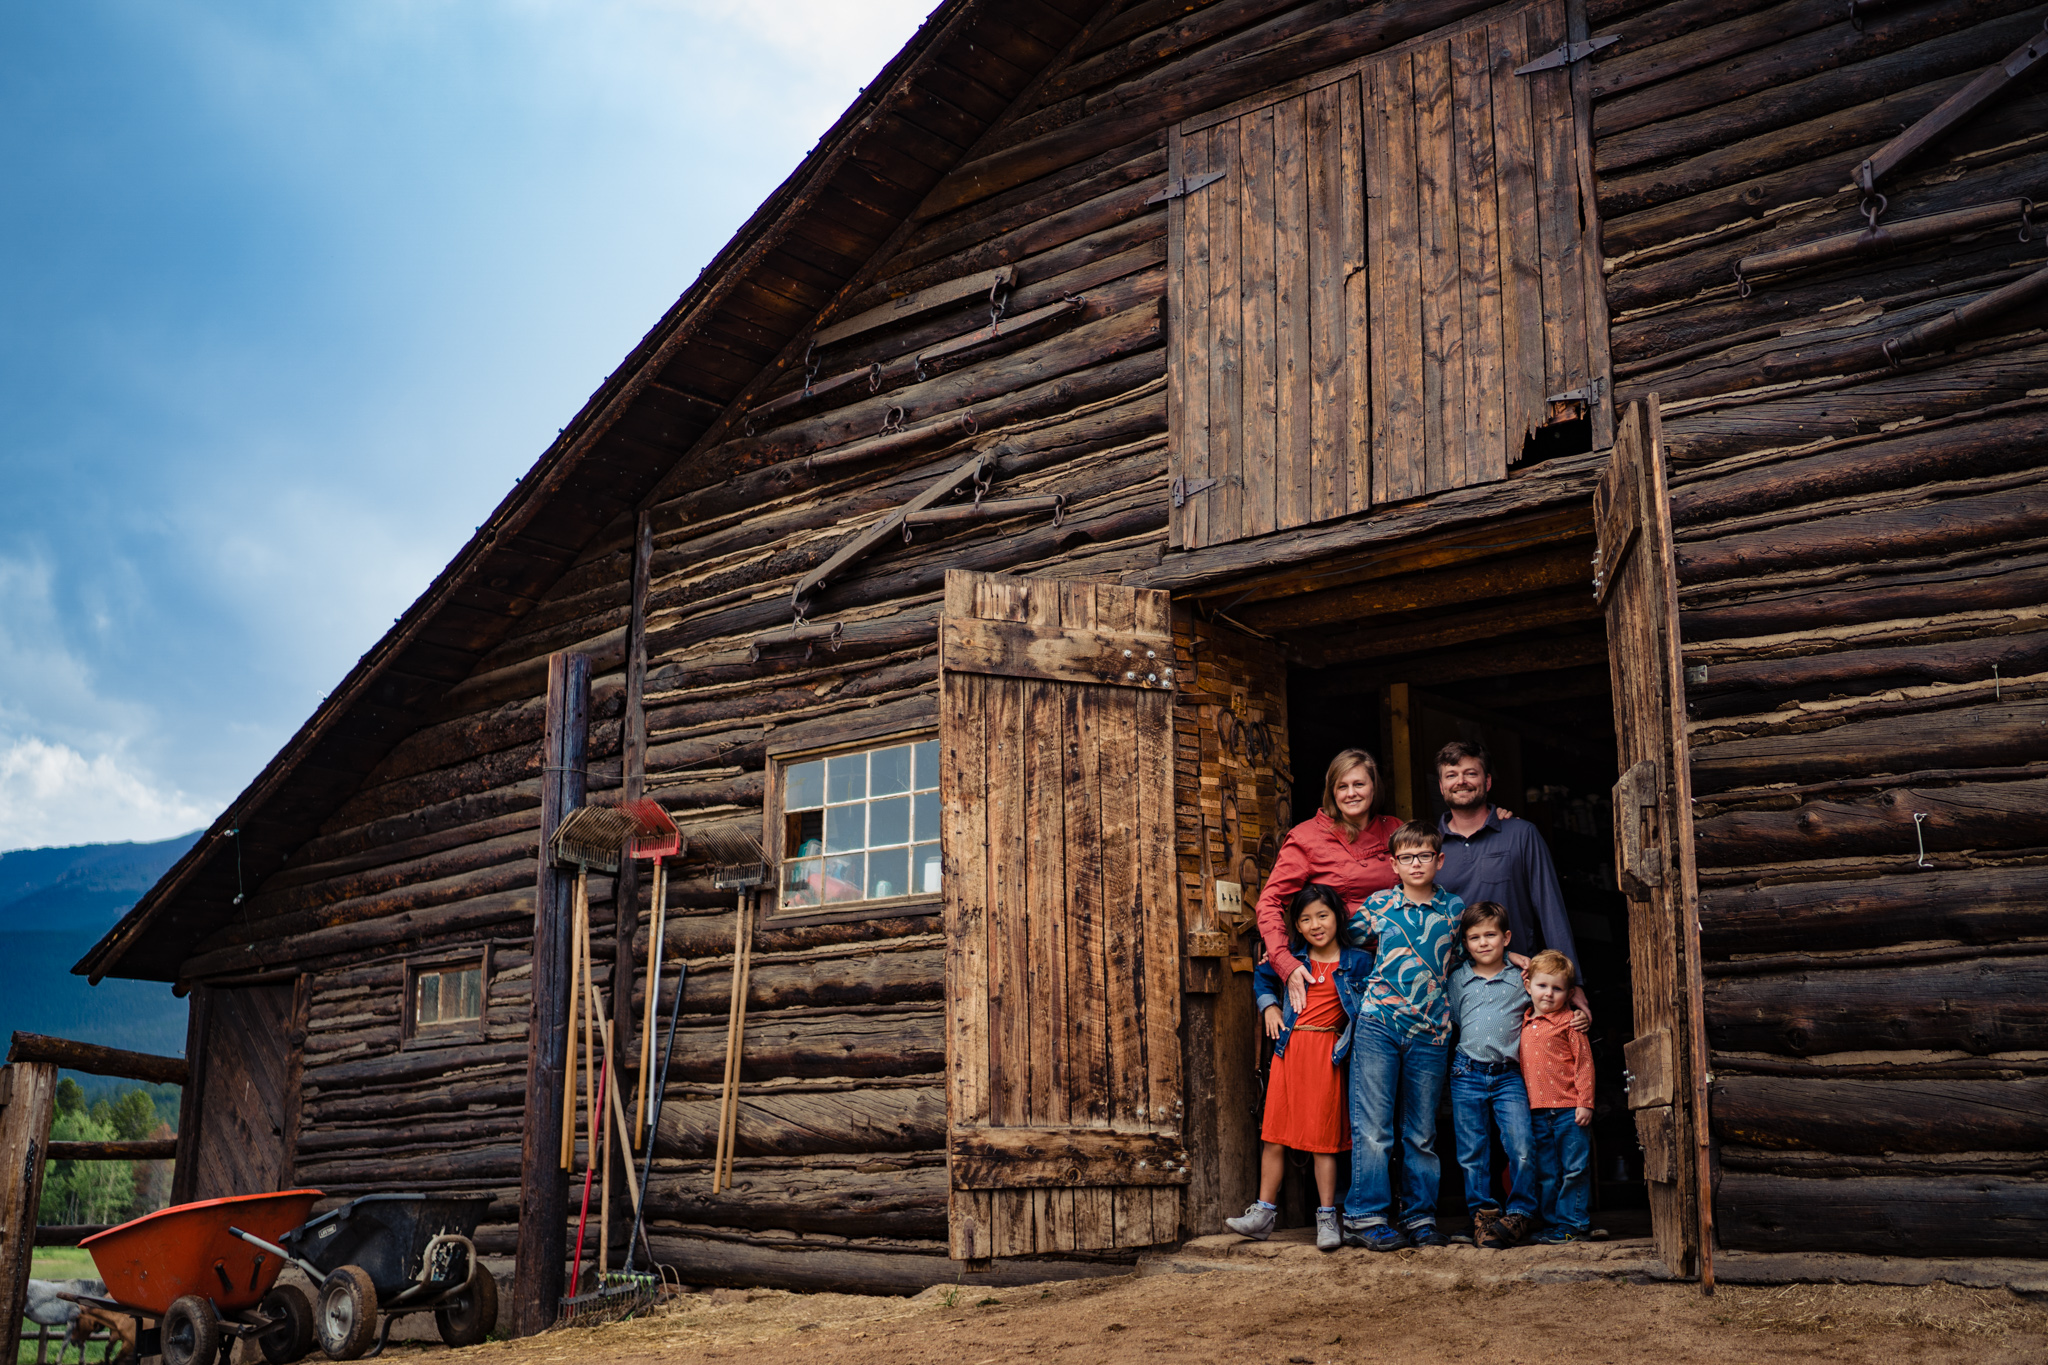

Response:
(1348, 885), (1466, 1043)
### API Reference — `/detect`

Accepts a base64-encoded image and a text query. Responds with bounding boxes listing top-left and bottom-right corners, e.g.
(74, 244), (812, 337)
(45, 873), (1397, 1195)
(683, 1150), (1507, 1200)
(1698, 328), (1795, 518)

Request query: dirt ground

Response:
(395, 1261), (2047, 1365)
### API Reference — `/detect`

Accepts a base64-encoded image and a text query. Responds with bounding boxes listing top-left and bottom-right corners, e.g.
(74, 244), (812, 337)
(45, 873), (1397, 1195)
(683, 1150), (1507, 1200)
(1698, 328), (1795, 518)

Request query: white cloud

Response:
(0, 736), (212, 852)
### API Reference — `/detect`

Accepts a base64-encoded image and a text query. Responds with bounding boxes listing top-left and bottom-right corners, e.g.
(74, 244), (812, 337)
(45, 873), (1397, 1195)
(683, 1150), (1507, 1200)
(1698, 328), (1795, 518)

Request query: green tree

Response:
(38, 1110), (134, 1227)
(54, 1077), (85, 1116)
(91, 1090), (159, 1140)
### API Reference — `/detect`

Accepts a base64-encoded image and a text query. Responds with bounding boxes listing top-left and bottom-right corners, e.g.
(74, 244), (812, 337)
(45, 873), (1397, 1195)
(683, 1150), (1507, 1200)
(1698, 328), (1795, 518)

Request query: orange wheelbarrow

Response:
(67, 1190), (324, 1365)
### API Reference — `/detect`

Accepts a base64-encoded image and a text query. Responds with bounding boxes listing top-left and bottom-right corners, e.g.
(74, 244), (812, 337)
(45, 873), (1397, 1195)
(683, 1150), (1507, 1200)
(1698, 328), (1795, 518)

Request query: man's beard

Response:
(1444, 786), (1489, 812)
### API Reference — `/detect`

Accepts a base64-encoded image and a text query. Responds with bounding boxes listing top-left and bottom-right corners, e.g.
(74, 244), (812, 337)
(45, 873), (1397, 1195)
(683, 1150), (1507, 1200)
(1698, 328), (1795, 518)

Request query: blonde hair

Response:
(1525, 949), (1576, 987)
(1321, 748), (1383, 824)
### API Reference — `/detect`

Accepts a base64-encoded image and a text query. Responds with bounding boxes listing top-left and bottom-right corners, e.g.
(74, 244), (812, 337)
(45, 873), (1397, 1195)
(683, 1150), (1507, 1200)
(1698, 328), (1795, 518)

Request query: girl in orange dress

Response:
(1225, 884), (1376, 1252)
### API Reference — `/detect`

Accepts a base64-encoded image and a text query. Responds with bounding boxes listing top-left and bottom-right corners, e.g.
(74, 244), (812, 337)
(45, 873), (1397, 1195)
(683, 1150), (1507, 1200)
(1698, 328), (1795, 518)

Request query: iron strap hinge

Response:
(1514, 34), (1619, 74)
(1547, 376), (1605, 404)
(1171, 475), (1219, 507)
(1146, 170), (1227, 205)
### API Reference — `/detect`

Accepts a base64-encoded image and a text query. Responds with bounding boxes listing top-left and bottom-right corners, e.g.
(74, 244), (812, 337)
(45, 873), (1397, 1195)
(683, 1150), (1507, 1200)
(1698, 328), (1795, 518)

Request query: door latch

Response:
(1515, 35), (1619, 74)
(1171, 475), (1220, 508)
(1145, 170), (1227, 205)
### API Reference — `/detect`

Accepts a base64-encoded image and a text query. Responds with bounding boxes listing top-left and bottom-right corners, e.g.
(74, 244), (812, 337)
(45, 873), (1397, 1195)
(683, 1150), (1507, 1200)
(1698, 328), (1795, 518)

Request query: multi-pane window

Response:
(413, 963), (483, 1031)
(779, 739), (941, 910)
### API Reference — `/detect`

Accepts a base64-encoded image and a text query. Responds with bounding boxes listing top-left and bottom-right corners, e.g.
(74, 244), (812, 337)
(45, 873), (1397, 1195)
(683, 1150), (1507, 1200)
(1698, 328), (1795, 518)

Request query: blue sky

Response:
(0, 1), (936, 852)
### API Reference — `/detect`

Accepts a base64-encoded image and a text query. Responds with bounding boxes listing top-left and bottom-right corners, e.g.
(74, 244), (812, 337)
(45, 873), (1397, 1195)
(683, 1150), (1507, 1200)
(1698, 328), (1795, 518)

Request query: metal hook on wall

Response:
(1913, 812), (1933, 868)
(880, 405), (906, 434)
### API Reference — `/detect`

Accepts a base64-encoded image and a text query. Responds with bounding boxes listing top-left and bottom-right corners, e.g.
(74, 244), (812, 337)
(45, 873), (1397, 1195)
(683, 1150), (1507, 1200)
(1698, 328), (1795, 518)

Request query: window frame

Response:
(400, 945), (493, 1049)
(763, 728), (943, 927)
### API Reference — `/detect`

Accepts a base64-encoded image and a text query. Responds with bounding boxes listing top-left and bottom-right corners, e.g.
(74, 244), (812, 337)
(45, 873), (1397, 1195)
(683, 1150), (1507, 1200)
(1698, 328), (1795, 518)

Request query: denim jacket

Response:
(1251, 944), (1376, 1064)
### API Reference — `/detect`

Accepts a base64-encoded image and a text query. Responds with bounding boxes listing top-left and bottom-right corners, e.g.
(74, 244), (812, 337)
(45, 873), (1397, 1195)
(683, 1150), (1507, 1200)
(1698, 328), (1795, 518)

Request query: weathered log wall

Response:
(1584, 0), (2048, 1257)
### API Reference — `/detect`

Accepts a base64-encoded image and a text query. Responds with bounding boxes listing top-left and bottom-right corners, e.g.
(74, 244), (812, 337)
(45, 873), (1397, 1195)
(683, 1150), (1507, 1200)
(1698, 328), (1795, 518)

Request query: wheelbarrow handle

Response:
(226, 1225), (327, 1282)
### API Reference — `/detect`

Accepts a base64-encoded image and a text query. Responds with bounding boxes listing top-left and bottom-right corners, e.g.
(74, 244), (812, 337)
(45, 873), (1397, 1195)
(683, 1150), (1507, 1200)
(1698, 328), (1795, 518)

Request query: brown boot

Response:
(1470, 1207), (1501, 1247)
(1484, 1213), (1533, 1249)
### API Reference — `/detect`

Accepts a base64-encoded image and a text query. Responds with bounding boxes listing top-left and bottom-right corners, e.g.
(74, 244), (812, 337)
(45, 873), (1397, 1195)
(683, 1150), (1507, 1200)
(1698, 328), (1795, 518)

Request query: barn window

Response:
(768, 734), (942, 922)
(403, 950), (489, 1045)
(1164, 0), (1607, 550)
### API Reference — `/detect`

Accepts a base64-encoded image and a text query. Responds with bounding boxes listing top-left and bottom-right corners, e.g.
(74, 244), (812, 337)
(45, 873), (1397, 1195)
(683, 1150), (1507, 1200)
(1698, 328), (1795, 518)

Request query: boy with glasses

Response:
(1340, 821), (1465, 1251)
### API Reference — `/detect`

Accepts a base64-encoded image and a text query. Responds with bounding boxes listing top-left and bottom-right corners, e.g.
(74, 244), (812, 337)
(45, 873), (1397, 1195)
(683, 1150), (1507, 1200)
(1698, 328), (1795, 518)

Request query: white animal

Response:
(23, 1278), (104, 1328)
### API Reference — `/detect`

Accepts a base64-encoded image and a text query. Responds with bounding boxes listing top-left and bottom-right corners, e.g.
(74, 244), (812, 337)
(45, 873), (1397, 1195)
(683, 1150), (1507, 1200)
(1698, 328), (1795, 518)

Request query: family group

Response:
(1225, 742), (1597, 1253)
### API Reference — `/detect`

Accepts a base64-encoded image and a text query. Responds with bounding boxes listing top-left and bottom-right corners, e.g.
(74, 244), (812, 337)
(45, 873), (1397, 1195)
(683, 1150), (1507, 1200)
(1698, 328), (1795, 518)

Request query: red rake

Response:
(619, 797), (680, 861)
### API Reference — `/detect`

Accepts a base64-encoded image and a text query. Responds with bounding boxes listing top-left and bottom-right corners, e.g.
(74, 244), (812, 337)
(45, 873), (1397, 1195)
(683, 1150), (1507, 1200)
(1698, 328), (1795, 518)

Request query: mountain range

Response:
(0, 833), (199, 1058)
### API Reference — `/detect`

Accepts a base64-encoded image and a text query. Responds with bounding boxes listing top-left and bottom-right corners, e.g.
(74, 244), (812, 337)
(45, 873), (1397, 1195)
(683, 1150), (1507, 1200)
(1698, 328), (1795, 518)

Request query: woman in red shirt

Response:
(1255, 749), (1404, 1013)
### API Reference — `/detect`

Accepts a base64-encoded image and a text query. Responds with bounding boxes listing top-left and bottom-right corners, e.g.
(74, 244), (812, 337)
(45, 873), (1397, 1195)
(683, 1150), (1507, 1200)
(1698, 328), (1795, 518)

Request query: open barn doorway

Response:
(1199, 505), (1650, 1239)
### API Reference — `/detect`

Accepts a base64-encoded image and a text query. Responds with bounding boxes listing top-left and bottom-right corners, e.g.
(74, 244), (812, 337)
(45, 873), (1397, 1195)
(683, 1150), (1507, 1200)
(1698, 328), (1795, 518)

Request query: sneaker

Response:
(1315, 1208), (1342, 1253)
(1407, 1224), (1448, 1247)
(1483, 1213), (1532, 1249)
(1358, 1224), (1409, 1253)
(1340, 1218), (1373, 1248)
(1532, 1227), (1588, 1245)
(1223, 1202), (1277, 1241)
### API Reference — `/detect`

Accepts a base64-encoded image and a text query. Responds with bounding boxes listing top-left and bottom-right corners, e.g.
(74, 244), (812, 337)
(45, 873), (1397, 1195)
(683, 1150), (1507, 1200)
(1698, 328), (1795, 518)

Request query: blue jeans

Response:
(1530, 1106), (1591, 1233)
(1343, 1015), (1450, 1230)
(1448, 1055), (1538, 1219)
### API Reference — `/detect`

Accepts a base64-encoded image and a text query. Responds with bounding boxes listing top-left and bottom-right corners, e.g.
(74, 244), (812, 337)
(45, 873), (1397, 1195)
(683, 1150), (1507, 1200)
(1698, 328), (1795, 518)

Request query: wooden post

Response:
(1385, 682), (1416, 819)
(170, 987), (210, 1206)
(513, 651), (589, 1336)
(613, 512), (653, 1083)
(2, 1060), (60, 1362)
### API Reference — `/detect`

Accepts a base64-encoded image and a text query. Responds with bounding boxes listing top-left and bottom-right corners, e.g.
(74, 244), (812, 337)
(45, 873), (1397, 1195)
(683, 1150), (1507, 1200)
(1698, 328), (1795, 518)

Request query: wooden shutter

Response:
(1167, 0), (1604, 549)
(1597, 398), (1711, 1283)
(940, 569), (1184, 1257)
(186, 982), (300, 1198)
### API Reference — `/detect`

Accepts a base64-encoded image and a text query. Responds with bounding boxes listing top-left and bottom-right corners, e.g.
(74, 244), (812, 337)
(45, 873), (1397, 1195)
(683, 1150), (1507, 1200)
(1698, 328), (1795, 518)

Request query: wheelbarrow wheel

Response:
(316, 1266), (379, 1361)
(434, 1266), (498, 1347)
(162, 1295), (221, 1365)
(257, 1284), (317, 1363)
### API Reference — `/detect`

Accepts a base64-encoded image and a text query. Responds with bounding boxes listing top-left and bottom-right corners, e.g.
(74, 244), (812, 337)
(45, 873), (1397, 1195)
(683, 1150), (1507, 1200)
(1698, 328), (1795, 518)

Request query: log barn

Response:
(79, 0), (2048, 1320)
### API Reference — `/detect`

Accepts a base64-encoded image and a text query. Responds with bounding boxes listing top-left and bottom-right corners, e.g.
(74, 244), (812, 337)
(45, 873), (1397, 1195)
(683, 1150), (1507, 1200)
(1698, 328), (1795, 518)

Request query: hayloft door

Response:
(1597, 399), (1711, 1281)
(939, 569), (1185, 1257)
(1166, 0), (1609, 551)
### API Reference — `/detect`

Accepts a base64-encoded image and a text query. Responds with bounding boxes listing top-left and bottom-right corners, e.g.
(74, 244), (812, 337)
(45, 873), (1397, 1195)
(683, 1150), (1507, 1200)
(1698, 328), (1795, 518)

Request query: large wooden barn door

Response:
(939, 569), (1185, 1258)
(1167, 0), (1605, 550)
(183, 982), (301, 1199)
(1596, 399), (1711, 1282)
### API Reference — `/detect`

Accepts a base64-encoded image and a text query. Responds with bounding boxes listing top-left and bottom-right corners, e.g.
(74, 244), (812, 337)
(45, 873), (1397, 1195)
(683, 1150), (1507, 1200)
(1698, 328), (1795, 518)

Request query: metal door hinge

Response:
(1515, 35), (1619, 74)
(1171, 475), (1219, 507)
(1547, 376), (1605, 404)
(1146, 170), (1227, 205)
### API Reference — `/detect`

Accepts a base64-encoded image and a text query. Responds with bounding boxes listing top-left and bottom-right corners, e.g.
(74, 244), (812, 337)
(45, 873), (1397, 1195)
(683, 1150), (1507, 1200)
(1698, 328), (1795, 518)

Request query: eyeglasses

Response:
(1392, 852), (1437, 866)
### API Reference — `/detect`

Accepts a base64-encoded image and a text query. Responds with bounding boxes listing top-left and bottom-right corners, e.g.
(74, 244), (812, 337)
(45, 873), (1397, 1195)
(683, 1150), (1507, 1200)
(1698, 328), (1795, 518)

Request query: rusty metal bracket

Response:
(1854, 18), (2048, 200)
(1514, 35), (1618, 74)
(1145, 170), (1226, 205)
(1546, 376), (1605, 405)
(1171, 475), (1219, 507)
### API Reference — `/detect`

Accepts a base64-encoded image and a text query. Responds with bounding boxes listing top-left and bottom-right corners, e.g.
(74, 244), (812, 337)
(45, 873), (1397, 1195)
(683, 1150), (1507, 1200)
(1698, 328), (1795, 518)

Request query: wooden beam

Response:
(5, 1033), (188, 1085)
(1317, 630), (1610, 692)
(44, 1139), (179, 1161)
(948, 1127), (1190, 1189)
(1233, 541), (1595, 633)
(512, 651), (588, 1338)
(939, 616), (1177, 689)
(1299, 592), (1604, 668)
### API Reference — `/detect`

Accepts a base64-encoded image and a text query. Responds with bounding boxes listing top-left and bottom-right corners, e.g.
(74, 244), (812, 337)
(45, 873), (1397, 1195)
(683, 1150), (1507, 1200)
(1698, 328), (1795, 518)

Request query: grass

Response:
(16, 1249), (115, 1365)
(1722, 1282), (2048, 1338)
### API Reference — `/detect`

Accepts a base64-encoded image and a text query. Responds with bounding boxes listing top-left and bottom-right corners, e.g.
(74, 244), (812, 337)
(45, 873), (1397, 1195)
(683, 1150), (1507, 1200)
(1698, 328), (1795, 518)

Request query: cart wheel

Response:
(434, 1266), (498, 1347)
(316, 1266), (379, 1361)
(163, 1295), (222, 1365)
(258, 1284), (317, 1363)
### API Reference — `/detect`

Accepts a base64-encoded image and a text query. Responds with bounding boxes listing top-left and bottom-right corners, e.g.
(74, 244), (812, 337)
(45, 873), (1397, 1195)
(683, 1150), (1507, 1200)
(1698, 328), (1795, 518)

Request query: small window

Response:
(404, 950), (489, 1045)
(772, 736), (941, 919)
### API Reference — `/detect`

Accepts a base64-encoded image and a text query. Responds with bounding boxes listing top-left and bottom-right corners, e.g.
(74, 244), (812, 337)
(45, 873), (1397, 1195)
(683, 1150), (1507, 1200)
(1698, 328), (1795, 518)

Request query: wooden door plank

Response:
(1340, 77), (1371, 517)
(1274, 94), (1314, 533)
(1060, 582), (1107, 1141)
(1237, 104), (1279, 541)
(981, 588), (1031, 1135)
(1413, 39), (1462, 495)
(1022, 588), (1067, 1137)
(1451, 26), (1508, 488)
(1565, 0), (1614, 453)
(1528, 0), (1585, 416)
(1179, 129), (1214, 552)
(1306, 80), (1348, 526)
(940, 616), (1178, 689)
(1167, 128), (1189, 553)
(1367, 55), (1425, 505)
(1207, 125), (1244, 553)
(1488, 11), (1547, 464)
(1132, 586), (1182, 1134)
(1093, 584), (1143, 1138)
